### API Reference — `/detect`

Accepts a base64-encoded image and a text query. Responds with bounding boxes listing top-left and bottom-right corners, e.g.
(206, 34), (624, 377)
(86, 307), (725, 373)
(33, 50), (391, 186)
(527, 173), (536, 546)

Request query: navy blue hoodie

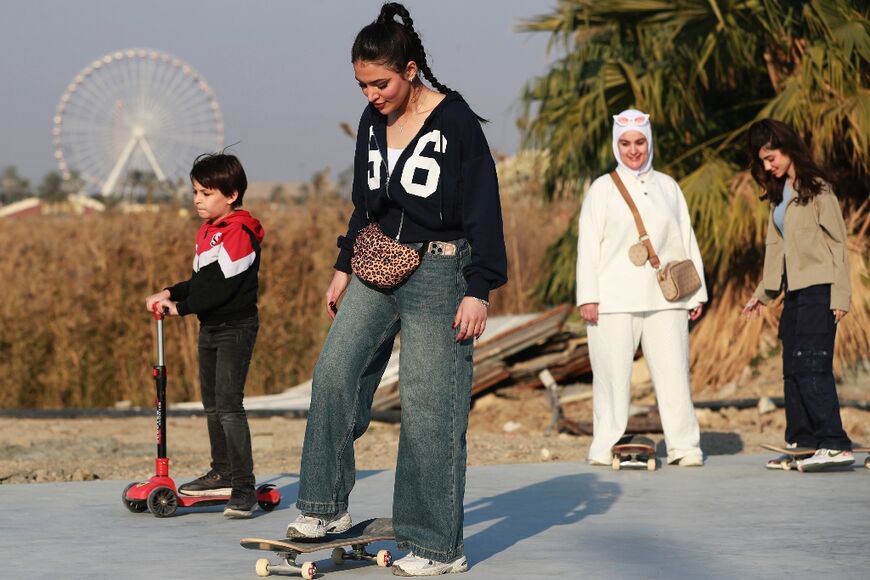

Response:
(335, 92), (508, 301)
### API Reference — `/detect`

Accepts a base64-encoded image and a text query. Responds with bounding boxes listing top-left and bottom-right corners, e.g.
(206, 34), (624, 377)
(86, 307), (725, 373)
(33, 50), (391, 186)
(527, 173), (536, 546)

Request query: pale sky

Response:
(0, 0), (557, 188)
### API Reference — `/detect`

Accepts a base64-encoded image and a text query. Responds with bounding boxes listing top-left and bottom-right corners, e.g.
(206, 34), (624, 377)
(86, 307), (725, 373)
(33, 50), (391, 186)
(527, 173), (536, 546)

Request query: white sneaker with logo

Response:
(285, 511), (352, 538)
(796, 449), (854, 472)
(392, 553), (468, 576)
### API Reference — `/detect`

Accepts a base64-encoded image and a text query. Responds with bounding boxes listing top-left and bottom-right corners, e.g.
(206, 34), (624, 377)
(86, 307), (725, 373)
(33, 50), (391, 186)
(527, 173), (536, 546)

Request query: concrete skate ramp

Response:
(1, 456), (868, 579)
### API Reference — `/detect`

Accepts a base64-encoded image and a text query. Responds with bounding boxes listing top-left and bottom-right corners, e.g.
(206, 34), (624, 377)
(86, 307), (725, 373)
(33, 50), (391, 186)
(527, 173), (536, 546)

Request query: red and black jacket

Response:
(167, 210), (264, 325)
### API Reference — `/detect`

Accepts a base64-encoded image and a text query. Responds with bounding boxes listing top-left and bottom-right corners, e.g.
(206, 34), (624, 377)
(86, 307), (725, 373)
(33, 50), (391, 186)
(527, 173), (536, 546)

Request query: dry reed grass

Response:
(0, 193), (570, 409)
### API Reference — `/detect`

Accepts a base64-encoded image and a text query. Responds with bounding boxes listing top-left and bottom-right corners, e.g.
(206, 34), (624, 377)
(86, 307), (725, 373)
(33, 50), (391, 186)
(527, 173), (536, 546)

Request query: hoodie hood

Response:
(217, 209), (264, 243)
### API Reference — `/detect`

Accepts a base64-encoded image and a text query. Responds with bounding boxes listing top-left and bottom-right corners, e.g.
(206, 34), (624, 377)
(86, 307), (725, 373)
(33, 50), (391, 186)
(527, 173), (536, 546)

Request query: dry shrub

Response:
(0, 201), (345, 408)
(0, 190), (564, 408)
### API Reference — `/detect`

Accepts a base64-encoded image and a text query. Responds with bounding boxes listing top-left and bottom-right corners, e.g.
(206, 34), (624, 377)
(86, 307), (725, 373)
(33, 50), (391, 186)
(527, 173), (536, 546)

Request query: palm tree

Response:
(519, 0), (870, 387)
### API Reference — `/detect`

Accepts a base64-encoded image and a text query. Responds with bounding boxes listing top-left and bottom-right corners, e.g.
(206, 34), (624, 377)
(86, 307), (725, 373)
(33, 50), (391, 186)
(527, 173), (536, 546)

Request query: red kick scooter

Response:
(122, 304), (281, 517)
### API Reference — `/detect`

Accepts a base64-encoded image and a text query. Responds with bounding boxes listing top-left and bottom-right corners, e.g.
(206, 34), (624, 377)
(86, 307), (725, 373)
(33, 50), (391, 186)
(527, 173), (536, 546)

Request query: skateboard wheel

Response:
(611, 457), (621, 470)
(782, 461), (792, 471)
(147, 486), (178, 518)
(122, 482), (148, 513)
(647, 458), (656, 471)
(301, 561), (316, 579)
(255, 558), (271, 577)
(377, 549), (392, 567)
(864, 457), (869, 469)
(331, 547), (345, 565)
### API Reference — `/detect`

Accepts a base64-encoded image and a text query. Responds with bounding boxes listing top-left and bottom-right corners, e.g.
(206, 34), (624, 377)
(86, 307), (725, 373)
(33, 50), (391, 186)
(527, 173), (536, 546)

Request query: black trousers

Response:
(779, 285), (851, 450)
(198, 315), (258, 489)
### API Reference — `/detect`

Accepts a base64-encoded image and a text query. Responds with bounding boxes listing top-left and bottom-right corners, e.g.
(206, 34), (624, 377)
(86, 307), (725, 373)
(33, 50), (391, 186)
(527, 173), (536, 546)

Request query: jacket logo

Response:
(210, 232), (223, 247)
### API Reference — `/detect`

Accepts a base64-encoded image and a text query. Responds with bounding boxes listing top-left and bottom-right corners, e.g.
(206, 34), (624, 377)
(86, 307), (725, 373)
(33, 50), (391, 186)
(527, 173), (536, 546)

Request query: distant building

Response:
(0, 194), (105, 219)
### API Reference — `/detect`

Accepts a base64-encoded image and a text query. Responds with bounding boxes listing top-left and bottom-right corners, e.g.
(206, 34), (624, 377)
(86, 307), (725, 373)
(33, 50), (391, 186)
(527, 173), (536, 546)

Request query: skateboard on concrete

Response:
(611, 435), (657, 471)
(241, 518), (394, 578)
(761, 444), (870, 472)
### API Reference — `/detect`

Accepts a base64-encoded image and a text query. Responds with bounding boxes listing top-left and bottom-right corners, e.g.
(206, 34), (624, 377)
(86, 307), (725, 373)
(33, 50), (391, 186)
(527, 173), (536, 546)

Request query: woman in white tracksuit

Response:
(576, 109), (707, 466)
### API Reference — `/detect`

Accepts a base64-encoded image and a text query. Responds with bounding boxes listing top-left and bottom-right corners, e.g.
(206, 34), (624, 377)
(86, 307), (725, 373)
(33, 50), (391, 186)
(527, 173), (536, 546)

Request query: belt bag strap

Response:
(609, 171), (661, 269)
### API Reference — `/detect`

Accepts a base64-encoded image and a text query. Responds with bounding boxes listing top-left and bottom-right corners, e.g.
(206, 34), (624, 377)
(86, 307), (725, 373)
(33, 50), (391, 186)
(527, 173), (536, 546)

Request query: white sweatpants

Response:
(586, 309), (702, 464)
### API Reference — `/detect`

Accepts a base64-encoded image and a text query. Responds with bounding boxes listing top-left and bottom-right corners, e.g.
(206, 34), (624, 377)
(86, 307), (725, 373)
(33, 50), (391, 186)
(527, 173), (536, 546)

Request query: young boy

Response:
(145, 153), (264, 518)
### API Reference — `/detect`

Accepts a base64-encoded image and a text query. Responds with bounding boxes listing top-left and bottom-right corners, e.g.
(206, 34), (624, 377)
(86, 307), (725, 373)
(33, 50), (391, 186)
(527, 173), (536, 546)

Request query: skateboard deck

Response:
(611, 435), (656, 471)
(241, 518), (394, 578)
(761, 444), (870, 471)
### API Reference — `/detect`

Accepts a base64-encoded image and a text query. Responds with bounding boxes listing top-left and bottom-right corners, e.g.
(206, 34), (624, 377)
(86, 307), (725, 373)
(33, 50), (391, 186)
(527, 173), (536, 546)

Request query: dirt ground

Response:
(2, 369), (869, 485)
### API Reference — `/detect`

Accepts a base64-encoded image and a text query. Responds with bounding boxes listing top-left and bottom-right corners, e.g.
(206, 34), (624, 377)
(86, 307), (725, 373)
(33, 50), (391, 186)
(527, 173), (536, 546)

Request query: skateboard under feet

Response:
(761, 444), (870, 472)
(611, 435), (657, 471)
(241, 517), (394, 578)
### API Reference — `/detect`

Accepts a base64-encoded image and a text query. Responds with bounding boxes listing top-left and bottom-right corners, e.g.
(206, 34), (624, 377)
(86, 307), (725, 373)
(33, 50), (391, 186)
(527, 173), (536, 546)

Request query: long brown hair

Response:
(747, 119), (828, 205)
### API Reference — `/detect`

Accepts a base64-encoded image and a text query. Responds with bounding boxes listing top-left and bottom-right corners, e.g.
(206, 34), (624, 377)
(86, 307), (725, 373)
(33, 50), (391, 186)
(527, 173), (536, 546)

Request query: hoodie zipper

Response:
(370, 95), (452, 239)
(371, 124), (407, 241)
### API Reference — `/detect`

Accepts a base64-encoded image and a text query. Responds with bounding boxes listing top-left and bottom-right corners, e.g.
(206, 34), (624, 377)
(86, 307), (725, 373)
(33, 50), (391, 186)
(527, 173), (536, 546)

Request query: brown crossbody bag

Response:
(610, 171), (702, 302)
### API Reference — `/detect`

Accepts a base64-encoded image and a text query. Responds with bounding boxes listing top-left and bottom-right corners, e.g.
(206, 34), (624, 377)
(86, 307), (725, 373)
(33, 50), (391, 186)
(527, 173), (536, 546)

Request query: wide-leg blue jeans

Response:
(297, 240), (473, 562)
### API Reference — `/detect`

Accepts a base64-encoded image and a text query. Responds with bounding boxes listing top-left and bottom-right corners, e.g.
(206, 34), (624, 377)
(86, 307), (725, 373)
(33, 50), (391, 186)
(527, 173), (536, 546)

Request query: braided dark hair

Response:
(352, 2), (453, 94)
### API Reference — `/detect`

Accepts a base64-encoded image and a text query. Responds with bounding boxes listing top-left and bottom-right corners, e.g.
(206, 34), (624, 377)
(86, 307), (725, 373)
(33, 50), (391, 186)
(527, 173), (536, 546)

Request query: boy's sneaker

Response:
(178, 470), (231, 496)
(223, 488), (257, 519)
(285, 511), (352, 538)
(797, 449), (854, 472)
(392, 553), (468, 576)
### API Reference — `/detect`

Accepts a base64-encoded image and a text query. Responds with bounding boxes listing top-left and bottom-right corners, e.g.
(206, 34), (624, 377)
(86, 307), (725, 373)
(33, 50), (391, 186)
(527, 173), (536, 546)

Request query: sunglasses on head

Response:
(613, 114), (650, 127)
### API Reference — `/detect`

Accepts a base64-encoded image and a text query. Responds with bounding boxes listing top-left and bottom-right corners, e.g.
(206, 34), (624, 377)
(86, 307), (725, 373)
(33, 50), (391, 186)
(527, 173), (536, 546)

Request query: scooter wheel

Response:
(122, 482), (148, 513)
(256, 483), (280, 512)
(147, 486), (178, 518)
(258, 500), (277, 512)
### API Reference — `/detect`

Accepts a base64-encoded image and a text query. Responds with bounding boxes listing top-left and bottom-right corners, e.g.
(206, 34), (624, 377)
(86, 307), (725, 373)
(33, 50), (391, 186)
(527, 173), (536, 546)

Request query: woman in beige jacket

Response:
(743, 119), (853, 472)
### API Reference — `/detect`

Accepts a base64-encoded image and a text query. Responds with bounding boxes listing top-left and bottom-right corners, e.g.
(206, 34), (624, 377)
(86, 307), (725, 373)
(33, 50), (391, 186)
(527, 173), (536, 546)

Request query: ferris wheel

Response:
(53, 48), (224, 196)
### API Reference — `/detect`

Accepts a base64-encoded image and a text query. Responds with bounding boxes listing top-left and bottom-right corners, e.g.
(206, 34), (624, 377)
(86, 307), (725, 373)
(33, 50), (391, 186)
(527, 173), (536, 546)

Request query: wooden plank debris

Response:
(371, 305), (581, 412)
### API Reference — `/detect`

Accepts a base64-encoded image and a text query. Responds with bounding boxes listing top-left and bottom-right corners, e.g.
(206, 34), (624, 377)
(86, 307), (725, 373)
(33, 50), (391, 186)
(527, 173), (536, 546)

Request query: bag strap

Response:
(610, 171), (660, 268)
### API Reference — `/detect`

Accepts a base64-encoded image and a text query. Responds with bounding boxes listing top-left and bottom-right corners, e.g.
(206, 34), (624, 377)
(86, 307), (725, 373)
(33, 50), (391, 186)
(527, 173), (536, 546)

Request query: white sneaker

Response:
(676, 455), (704, 467)
(666, 453), (704, 467)
(797, 449), (854, 472)
(285, 511), (352, 538)
(392, 553), (468, 576)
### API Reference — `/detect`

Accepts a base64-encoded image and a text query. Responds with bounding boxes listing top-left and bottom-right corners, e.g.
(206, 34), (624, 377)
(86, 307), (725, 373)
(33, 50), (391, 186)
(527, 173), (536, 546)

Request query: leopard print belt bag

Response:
(351, 223), (426, 290)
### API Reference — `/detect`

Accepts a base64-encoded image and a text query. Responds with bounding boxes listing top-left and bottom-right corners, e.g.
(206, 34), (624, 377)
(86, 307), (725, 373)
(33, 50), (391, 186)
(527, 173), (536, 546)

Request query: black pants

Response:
(199, 315), (258, 489)
(779, 285), (851, 450)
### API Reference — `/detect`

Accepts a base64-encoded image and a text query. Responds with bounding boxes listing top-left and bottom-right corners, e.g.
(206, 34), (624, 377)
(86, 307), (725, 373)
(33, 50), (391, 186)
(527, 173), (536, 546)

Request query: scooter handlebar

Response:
(152, 302), (165, 321)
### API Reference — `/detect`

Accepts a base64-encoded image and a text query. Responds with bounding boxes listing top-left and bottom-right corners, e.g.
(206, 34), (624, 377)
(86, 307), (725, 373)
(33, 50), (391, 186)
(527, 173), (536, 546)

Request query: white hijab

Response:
(612, 108), (654, 176)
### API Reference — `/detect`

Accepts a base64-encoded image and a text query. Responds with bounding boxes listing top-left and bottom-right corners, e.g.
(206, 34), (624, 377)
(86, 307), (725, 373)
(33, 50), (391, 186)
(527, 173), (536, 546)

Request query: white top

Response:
(387, 147), (403, 174)
(576, 166), (708, 312)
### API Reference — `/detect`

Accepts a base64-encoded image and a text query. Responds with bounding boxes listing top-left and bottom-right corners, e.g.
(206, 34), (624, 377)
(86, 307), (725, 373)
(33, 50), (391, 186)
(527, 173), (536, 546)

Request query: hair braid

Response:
(387, 2), (451, 94)
(380, 3), (453, 94)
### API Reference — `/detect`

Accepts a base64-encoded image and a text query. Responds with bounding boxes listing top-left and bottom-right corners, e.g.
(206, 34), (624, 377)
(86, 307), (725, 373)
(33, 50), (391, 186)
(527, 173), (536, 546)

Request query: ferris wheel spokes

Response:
(101, 131), (169, 197)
